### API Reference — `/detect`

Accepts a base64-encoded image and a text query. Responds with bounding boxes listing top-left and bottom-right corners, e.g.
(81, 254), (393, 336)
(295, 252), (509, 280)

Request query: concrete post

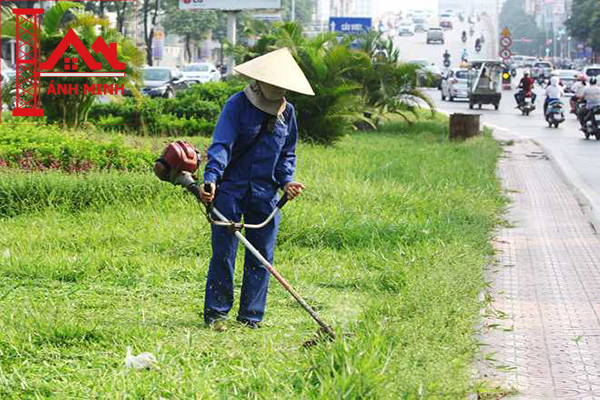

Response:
(226, 11), (238, 76)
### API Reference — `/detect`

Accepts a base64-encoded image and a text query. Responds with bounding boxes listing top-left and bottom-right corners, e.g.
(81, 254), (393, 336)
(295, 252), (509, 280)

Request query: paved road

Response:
(393, 18), (494, 66)
(395, 19), (600, 223)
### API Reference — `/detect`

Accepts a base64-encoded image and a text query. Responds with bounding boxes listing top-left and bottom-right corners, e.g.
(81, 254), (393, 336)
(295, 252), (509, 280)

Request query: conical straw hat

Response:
(235, 48), (315, 96)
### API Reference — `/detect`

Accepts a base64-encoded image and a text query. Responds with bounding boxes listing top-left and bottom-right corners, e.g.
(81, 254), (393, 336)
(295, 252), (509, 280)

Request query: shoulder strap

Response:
(219, 116), (272, 184)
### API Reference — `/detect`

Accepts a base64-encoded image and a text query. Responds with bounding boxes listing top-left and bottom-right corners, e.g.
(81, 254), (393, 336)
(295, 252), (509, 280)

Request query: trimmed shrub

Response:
(0, 125), (154, 172)
(88, 81), (245, 136)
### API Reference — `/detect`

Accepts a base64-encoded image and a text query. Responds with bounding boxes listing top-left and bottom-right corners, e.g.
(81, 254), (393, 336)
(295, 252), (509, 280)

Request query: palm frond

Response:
(42, 1), (83, 35)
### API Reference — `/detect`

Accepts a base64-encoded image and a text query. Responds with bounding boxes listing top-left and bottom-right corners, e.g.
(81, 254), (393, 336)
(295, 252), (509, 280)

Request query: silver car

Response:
(441, 68), (469, 101)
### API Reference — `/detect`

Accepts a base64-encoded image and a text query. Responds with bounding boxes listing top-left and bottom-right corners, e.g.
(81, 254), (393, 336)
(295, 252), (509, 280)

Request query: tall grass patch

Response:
(0, 118), (505, 398)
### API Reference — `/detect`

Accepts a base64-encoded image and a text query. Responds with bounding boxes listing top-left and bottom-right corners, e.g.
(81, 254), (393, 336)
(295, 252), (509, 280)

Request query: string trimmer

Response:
(154, 141), (336, 344)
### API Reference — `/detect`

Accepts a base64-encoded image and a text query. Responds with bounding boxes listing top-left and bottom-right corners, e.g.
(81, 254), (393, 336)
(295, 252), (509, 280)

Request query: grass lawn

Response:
(0, 117), (506, 398)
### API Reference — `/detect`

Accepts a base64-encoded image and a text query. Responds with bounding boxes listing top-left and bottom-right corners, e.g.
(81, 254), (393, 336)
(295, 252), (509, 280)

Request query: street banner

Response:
(152, 30), (164, 61)
(329, 17), (372, 34)
(179, 0), (281, 11)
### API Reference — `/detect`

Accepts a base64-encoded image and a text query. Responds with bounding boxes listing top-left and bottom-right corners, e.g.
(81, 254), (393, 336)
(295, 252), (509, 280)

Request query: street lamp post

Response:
(291, 0), (295, 21)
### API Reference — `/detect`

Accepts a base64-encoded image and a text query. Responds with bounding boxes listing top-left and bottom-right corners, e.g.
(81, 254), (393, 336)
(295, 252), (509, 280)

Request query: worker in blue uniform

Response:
(200, 48), (315, 329)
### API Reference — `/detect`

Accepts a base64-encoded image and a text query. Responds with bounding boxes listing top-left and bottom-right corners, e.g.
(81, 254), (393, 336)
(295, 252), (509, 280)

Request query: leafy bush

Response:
(0, 125), (154, 172)
(88, 81), (245, 136)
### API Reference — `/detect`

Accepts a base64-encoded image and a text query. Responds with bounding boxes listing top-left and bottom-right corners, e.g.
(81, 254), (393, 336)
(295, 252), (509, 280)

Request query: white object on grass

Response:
(125, 346), (158, 370)
(2, 249), (10, 259)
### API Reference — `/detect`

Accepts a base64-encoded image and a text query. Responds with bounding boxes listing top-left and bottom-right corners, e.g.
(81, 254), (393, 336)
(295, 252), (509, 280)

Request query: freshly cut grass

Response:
(0, 118), (505, 398)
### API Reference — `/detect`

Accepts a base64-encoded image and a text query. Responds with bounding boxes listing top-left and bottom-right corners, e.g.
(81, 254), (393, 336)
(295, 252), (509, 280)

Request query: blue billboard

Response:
(329, 17), (372, 34)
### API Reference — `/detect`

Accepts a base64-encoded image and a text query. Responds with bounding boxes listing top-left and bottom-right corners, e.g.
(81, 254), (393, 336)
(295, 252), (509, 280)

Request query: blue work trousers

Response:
(204, 191), (280, 324)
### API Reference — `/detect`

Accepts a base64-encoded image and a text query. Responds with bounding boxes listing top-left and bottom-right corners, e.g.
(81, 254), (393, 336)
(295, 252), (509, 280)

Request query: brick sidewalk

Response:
(479, 132), (600, 399)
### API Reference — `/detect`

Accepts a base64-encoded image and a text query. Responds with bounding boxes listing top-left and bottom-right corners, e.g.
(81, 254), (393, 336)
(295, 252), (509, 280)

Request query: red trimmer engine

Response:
(154, 141), (201, 185)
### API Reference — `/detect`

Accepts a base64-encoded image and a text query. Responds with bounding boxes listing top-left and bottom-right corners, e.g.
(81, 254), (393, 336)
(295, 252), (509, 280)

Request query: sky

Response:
(372, 0), (438, 18)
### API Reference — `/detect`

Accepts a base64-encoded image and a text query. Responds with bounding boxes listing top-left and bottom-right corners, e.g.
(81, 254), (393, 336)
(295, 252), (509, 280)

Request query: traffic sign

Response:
(329, 17), (372, 34)
(499, 48), (512, 60)
(500, 36), (512, 47)
(501, 27), (511, 38)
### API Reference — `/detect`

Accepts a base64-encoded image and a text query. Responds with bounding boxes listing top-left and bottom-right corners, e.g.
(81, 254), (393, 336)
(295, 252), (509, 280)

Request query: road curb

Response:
(529, 137), (600, 231)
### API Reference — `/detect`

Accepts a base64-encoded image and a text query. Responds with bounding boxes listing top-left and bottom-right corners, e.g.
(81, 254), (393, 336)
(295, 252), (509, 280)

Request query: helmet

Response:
(524, 71), (530, 77)
(154, 141), (201, 183)
(581, 75), (587, 82)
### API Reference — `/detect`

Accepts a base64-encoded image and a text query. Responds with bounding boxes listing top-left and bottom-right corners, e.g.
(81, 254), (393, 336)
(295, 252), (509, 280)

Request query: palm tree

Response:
(1, 1), (143, 125)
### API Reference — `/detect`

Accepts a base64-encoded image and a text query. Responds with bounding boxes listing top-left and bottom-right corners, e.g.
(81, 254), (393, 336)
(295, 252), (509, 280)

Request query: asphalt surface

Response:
(393, 19), (600, 223)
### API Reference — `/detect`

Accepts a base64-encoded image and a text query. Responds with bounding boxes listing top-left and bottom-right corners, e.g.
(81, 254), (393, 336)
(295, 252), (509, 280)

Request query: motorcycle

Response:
(574, 97), (587, 124)
(581, 106), (600, 140)
(545, 99), (565, 128)
(475, 42), (482, 53)
(518, 93), (536, 116)
(469, 27), (475, 37)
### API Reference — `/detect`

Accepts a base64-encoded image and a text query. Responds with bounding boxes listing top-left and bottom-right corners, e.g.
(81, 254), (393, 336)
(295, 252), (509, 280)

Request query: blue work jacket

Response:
(203, 92), (298, 201)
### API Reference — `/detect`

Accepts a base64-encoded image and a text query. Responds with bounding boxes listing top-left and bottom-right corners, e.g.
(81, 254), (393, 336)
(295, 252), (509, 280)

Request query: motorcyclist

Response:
(475, 38), (482, 52)
(544, 76), (564, 115)
(461, 49), (468, 62)
(480, 31), (485, 44)
(443, 50), (451, 66)
(515, 71), (536, 106)
(461, 30), (467, 43)
(570, 74), (587, 113)
(581, 77), (600, 127)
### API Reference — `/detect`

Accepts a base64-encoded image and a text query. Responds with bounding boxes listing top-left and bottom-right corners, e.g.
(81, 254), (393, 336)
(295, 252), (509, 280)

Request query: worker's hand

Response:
(201, 182), (216, 205)
(284, 182), (305, 201)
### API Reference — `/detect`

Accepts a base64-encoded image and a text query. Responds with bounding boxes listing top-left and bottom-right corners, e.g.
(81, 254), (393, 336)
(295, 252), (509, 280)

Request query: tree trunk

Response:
(143, 0), (160, 66)
(185, 34), (191, 62)
(115, 1), (127, 34)
(449, 113), (480, 140)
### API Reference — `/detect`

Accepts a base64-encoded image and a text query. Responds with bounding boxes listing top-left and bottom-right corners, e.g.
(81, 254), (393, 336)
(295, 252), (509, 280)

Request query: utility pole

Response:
(291, 0), (295, 21)
(226, 11), (239, 76)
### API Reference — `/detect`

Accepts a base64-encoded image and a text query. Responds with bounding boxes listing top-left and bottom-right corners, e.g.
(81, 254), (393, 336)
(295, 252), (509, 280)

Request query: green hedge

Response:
(88, 81), (245, 136)
(0, 125), (155, 172)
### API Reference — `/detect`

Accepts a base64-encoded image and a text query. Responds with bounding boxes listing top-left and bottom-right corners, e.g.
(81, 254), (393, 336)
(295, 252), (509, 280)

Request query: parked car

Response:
(532, 61), (553, 81)
(583, 65), (600, 79)
(441, 68), (469, 101)
(398, 21), (415, 36)
(138, 67), (189, 98)
(426, 27), (444, 44)
(555, 69), (580, 94)
(182, 62), (221, 84)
